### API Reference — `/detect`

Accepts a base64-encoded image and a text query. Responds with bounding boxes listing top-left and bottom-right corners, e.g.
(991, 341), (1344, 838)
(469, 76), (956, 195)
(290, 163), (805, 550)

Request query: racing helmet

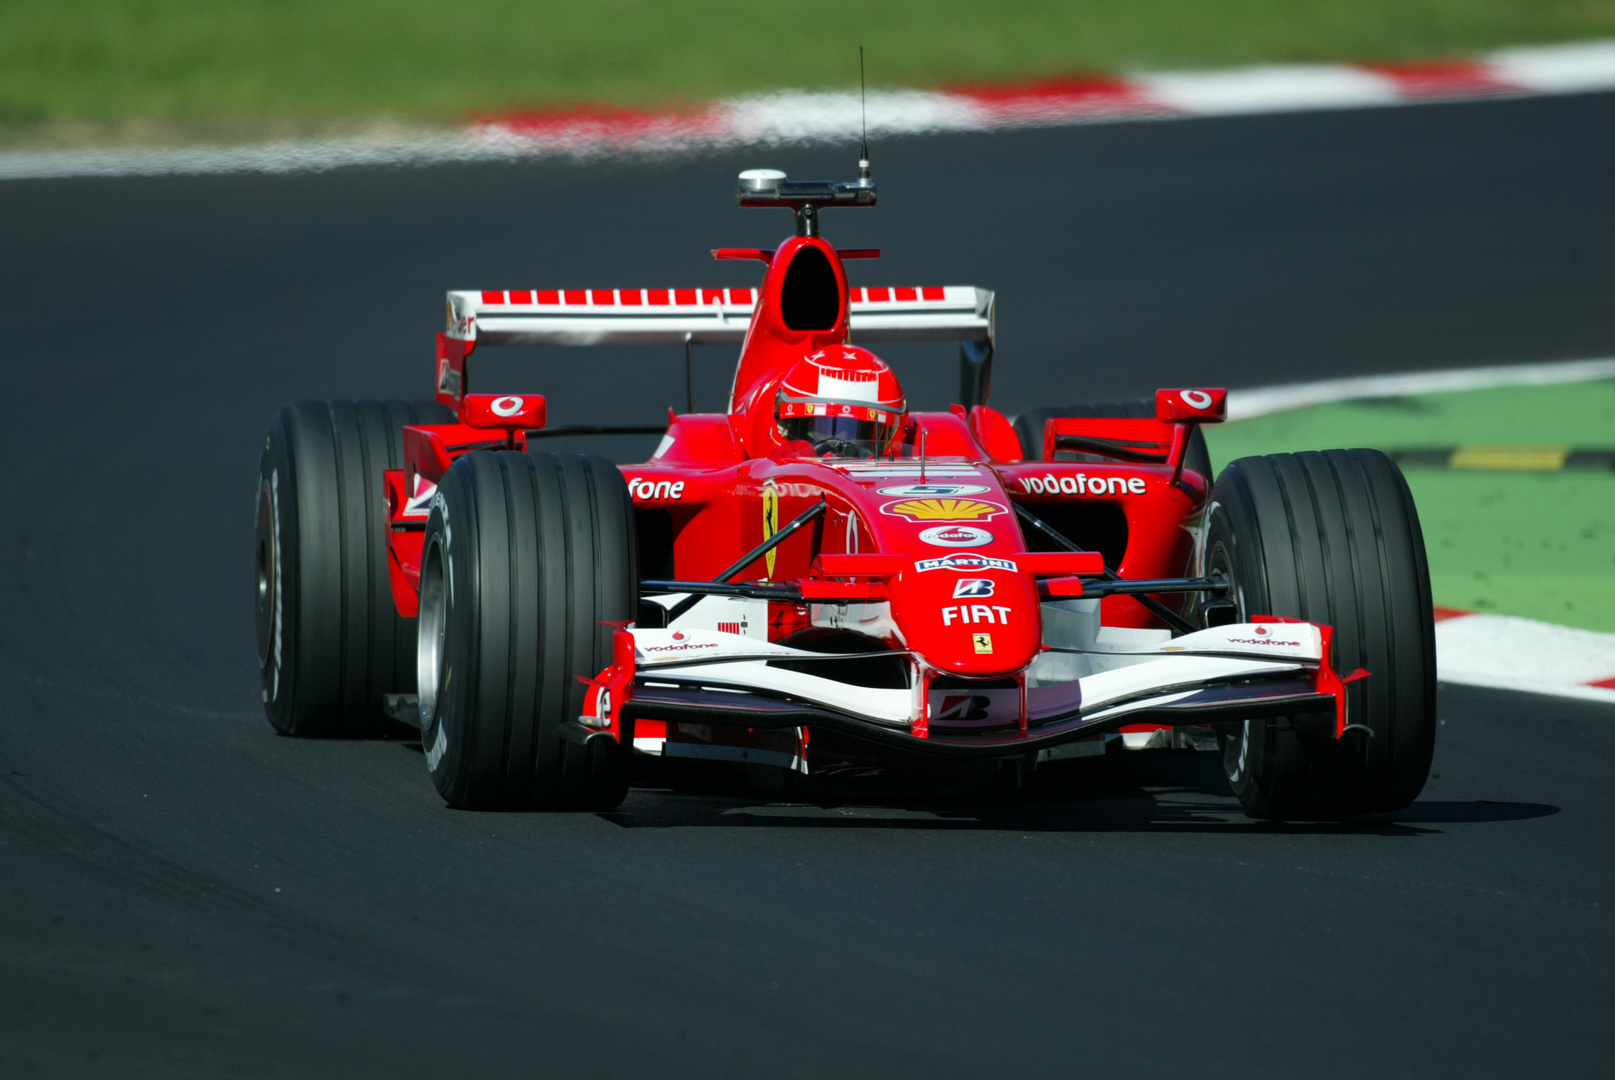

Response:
(776, 346), (906, 458)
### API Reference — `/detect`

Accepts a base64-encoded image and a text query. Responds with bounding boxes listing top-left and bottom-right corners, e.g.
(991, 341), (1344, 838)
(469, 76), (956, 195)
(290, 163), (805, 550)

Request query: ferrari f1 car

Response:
(255, 162), (1437, 819)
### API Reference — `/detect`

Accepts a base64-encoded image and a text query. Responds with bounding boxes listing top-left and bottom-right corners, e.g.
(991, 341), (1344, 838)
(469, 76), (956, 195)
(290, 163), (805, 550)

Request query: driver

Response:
(775, 346), (906, 458)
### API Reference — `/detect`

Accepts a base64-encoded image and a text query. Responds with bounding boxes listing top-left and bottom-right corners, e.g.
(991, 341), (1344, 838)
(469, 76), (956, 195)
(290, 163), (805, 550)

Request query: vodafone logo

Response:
(919, 525), (993, 548)
(1254, 625), (1270, 636)
(642, 629), (719, 654)
(1181, 390), (1213, 410)
(491, 395), (524, 417)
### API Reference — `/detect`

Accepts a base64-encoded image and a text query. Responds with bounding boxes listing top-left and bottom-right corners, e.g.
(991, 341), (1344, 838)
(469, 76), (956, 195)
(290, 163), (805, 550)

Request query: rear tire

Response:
(1013, 400), (1212, 482)
(1205, 450), (1437, 819)
(256, 399), (453, 736)
(418, 451), (637, 810)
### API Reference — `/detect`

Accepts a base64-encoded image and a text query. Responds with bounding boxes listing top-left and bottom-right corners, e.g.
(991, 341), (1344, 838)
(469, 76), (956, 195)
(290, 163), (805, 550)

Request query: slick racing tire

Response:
(1206, 450), (1437, 819)
(1013, 400), (1213, 483)
(256, 399), (453, 737)
(418, 451), (637, 810)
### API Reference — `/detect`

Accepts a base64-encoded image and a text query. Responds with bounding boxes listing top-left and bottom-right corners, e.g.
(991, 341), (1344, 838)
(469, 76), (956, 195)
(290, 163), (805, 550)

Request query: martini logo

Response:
(915, 555), (1018, 572)
(882, 498), (1006, 523)
(875, 483), (990, 498)
(919, 525), (993, 548)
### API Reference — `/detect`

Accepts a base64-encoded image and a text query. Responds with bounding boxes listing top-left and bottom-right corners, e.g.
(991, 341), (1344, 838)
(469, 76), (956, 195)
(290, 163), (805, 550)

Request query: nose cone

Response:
(888, 559), (1041, 677)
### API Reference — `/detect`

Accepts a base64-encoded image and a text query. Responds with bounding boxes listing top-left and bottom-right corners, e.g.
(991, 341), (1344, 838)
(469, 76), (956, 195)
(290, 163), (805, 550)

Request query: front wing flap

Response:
(587, 623), (1351, 758)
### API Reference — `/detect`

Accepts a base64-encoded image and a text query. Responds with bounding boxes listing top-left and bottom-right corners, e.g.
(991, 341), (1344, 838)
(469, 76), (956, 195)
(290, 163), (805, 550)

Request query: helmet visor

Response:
(780, 415), (896, 458)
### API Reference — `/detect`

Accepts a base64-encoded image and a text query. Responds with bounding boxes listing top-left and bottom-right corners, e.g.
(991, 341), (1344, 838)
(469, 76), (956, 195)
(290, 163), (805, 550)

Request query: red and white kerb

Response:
(776, 346), (906, 427)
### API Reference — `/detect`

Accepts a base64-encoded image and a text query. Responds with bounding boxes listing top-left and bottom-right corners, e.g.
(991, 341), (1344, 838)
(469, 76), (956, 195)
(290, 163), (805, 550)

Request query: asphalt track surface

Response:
(3, 91), (1614, 1078)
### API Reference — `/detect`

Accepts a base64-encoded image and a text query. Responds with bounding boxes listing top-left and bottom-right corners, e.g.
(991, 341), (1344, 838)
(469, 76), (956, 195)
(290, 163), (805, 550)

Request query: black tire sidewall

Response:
(257, 424), (300, 734)
(256, 399), (452, 737)
(1206, 451), (1436, 818)
(418, 451), (636, 811)
(422, 474), (477, 804)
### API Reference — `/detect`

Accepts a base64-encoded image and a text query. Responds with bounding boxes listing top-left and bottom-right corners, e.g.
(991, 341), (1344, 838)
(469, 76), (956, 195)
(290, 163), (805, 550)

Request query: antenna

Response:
(858, 46), (870, 181)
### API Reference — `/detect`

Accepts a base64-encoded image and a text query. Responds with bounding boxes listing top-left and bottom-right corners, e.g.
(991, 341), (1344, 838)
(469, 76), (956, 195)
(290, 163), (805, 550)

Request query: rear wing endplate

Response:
(446, 286), (995, 347)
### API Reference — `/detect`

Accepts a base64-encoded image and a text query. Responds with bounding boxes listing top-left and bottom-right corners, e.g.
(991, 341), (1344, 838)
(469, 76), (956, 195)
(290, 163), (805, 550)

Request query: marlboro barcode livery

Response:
(255, 162), (1436, 819)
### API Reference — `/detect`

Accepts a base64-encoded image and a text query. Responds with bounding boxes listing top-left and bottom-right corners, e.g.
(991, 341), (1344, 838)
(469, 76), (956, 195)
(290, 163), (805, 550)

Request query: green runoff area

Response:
(1202, 380), (1615, 633)
(3, 1), (1615, 145)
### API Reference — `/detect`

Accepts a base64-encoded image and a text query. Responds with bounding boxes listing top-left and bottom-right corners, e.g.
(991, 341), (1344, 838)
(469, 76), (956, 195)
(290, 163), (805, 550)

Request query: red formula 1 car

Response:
(256, 163), (1437, 819)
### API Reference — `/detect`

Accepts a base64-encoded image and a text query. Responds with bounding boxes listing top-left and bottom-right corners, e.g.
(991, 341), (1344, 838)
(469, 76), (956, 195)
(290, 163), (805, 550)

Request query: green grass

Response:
(1203, 380), (1615, 633)
(2, 1), (1615, 141)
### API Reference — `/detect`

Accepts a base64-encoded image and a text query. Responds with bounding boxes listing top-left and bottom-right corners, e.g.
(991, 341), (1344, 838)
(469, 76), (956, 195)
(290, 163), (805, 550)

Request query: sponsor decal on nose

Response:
(918, 525), (994, 548)
(941, 604), (1012, 625)
(882, 498), (1005, 522)
(1020, 474), (1147, 496)
(915, 555), (1019, 572)
(875, 483), (990, 497)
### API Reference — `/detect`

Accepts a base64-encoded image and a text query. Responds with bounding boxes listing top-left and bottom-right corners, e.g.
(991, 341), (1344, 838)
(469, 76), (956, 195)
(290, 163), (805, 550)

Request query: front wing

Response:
(575, 623), (1355, 758)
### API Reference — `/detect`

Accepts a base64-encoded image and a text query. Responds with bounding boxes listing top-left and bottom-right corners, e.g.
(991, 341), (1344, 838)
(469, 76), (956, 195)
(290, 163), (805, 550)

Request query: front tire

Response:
(1206, 450), (1437, 818)
(419, 451), (637, 810)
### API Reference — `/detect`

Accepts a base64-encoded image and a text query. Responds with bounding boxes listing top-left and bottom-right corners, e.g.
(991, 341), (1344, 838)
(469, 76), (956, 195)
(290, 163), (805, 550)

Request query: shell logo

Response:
(882, 498), (1005, 522)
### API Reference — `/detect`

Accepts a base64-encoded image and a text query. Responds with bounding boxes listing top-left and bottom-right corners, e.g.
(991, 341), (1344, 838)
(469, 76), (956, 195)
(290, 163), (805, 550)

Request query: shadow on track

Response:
(573, 750), (1561, 835)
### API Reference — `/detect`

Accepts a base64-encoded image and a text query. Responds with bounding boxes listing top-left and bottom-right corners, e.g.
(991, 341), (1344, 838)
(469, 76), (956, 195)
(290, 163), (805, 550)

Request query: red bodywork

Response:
(383, 231), (1350, 764)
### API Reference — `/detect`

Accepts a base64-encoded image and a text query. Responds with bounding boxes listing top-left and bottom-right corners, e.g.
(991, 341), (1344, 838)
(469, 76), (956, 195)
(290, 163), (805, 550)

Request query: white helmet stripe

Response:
(817, 371), (882, 403)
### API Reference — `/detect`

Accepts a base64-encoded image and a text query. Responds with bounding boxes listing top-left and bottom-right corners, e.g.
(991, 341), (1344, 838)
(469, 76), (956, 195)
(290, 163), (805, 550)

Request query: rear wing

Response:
(446, 286), (995, 347)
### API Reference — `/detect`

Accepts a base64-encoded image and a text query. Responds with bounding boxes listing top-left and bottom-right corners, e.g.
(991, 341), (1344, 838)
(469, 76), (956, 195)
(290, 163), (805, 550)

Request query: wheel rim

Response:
(417, 536), (448, 734)
(254, 479), (277, 668)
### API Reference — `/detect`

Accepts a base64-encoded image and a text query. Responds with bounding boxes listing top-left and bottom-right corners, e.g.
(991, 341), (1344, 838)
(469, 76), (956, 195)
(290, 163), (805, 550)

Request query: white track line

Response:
(4, 40), (1615, 180)
(1437, 614), (1615, 704)
(1226, 357), (1615, 420)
